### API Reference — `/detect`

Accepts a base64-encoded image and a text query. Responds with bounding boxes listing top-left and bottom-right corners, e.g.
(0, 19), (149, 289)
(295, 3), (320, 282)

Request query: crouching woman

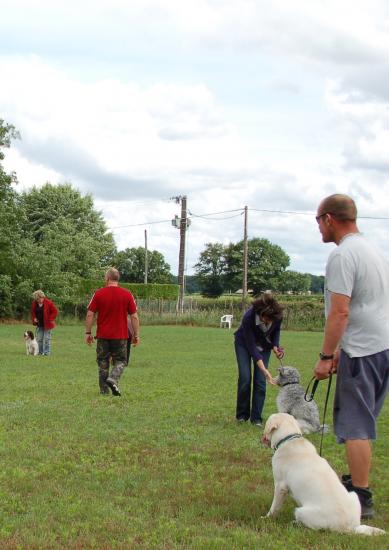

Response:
(234, 293), (284, 426)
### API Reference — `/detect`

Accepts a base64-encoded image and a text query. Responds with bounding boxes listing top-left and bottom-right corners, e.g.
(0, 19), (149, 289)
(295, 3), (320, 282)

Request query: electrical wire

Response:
(108, 206), (389, 232)
(109, 218), (172, 230)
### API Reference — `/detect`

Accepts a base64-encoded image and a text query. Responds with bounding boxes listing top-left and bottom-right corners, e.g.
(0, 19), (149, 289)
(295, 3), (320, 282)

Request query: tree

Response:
(113, 247), (171, 283)
(276, 270), (311, 293)
(224, 237), (290, 294)
(20, 183), (112, 243)
(8, 183), (117, 307)
(0, 121), (121, 318)
(194, 243), (226, 297)
(310, 274), (325, 294)
(0, 119), (23, 279)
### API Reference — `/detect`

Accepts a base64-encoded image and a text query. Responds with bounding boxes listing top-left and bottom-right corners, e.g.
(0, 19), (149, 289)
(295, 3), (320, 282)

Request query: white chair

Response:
(220, 314), (233, 329)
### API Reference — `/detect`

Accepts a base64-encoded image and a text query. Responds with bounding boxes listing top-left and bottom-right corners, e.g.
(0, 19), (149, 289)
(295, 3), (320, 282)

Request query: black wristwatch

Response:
(319, 352), (334, 360)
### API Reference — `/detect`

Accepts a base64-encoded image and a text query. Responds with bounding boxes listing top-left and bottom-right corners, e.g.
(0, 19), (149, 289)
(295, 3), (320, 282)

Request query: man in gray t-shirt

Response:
(314, 193), (389, 520)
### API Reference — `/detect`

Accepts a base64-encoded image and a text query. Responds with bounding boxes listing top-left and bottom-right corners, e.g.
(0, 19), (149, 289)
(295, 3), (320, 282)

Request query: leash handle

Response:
(318, 374), (333, 457)
(304, 374), (333, 456)
(304, 376), (320, 402)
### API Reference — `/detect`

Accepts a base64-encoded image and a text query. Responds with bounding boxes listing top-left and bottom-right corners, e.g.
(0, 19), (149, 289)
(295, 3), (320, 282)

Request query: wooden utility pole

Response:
(177, 195), (188, 314)
(144, 229), (148, 284)
(242, 205), (248, 304)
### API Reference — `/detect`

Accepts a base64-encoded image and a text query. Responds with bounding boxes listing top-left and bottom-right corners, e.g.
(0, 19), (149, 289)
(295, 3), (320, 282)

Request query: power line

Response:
(189, 208), (243, 218)
(108, 206), (389, 231)
(109, 218), (172, 230)
(190, 212), (244, 221)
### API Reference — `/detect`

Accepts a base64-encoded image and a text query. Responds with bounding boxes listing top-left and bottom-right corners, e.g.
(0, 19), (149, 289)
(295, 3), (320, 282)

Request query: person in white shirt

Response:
(314, 193), (389, 519)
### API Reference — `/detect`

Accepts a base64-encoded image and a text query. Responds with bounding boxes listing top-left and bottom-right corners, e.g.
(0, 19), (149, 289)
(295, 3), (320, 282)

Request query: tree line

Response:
(194, 240), (315, 297)
(0, 119), (323, 318)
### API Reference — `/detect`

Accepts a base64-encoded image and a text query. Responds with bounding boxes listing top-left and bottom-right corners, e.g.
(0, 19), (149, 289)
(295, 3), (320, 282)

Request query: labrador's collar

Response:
(273, 433), (303, 451)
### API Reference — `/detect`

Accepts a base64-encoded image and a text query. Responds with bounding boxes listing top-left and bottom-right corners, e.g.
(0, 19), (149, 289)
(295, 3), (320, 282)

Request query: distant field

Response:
(0, 324), (388, 549)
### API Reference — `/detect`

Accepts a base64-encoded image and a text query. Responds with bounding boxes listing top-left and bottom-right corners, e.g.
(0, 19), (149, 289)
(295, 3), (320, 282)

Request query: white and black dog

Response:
(24, 330), (39, 356)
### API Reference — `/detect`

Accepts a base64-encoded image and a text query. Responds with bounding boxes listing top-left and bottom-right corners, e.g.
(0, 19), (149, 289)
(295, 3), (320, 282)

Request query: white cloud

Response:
(2, 1), (389, 276)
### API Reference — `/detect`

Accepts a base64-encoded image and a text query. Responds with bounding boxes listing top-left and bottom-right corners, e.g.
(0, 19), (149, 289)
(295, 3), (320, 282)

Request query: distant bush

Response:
(0, 275), (13, 318)
(78, 280), (179, 300)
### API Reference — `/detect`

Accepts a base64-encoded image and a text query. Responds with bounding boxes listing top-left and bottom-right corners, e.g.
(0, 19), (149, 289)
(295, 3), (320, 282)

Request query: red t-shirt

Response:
(88, 285), (137, 339)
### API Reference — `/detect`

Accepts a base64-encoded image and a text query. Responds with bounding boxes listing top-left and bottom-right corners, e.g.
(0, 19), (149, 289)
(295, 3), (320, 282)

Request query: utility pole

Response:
(171, 195), (190, 314)
(144, 229), (148, 284)
(242, 206), (248, 305)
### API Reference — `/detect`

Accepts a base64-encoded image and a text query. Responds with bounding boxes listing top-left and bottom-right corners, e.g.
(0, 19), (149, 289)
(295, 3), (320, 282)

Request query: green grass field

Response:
(1, 324), (388, 549)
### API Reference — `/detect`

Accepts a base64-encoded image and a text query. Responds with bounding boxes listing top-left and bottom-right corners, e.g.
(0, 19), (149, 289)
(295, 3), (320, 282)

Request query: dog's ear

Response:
(263, 415), (279, 439)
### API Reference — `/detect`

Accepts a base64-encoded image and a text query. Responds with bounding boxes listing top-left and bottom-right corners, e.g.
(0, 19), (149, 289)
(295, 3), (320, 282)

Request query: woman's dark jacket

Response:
(234, 306), (282, 363)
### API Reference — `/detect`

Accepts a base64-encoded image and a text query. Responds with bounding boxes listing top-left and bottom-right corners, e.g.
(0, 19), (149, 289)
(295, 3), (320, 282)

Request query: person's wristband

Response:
(319, 352), (334, 360)
(85, 332), (92, 335)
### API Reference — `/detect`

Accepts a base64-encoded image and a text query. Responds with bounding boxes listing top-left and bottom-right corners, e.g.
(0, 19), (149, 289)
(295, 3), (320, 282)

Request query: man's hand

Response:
(314, 359), (333, 380)
(131, 335), (140, 346)
(85, 334), (94, 346)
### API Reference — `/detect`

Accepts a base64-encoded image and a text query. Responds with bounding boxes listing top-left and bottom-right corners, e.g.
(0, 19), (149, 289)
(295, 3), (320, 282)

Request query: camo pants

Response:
(96, 338), (127, 394)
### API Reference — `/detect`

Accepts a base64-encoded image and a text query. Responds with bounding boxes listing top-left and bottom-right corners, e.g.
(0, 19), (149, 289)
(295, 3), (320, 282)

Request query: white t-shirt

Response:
(325, 233), (389, 357)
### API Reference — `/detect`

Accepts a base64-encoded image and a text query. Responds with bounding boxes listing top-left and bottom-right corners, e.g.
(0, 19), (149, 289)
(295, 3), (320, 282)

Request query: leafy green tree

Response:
(224, 237), (290, 294)
(310, 274), (325, 294)
(199, 275), (224, 298)
(0, 121), (120, 318)
(20, 183), (113, 243)
(0, 275), (13, 318)
(0, 119), (23, 279)
(194, 243), (226, 297)
(9, 183), (117, 310)
(276, 270), (311, 293)
(183, 275), (201, 294)
(113, 247), (171, 283)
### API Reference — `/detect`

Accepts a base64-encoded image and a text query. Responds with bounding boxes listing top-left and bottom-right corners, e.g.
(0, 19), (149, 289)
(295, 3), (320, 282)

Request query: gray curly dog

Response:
(274, 366), (328, 434)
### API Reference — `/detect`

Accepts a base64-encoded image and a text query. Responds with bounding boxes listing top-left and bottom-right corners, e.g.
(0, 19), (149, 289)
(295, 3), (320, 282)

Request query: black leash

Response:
(304, 374), (333, 457)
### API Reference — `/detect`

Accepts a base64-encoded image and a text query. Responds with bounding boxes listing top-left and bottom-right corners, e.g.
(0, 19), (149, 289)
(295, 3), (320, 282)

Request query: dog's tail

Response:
(354, 525), (385, 536)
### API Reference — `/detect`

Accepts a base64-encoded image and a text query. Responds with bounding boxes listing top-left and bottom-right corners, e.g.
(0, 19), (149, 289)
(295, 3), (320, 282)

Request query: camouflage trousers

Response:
(96, 339), (127, 394)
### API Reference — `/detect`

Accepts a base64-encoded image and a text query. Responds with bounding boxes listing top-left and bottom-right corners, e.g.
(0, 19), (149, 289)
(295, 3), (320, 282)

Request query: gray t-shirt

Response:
(325, 233), (389, 357)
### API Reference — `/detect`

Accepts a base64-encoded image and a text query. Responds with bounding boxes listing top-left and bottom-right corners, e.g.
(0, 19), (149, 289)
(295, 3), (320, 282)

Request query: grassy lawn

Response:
(0, 324), (388, 549)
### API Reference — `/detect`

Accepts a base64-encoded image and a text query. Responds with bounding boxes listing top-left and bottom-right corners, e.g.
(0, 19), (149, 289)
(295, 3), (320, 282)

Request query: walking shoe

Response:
(251, 421), (263, 427)
(106, 378), (121, 396)
(236, 417), (247, 423)
(352, 486), (375, 519)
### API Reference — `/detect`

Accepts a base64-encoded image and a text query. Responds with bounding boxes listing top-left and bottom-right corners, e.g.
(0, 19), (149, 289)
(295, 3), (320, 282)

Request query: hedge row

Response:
(78, 280), (179, 300)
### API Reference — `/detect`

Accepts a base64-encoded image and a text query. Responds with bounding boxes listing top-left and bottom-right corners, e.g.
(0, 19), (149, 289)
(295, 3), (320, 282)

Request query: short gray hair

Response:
(32, 289), (45, 300)
(105, 267), (120, 282)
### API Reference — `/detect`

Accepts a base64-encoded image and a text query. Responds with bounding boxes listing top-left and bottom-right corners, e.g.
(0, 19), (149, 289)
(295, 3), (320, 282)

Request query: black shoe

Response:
(352, 486), (375, 519)
(106, 378), (121, 396)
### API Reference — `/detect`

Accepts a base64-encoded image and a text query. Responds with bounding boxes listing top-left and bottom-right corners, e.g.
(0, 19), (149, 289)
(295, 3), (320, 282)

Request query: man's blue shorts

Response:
(334, 349), (389, 443)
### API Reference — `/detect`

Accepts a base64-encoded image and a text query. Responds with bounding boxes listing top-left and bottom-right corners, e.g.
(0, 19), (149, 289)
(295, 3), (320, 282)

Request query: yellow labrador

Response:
(262, 413), (384, 535)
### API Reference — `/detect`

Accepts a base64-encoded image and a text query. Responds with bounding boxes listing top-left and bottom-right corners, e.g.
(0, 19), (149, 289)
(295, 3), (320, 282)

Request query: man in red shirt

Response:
(85, 267), (140, 396)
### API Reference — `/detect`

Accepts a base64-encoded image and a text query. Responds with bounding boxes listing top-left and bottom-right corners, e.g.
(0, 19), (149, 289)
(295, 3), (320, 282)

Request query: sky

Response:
(2, 0), (389, 277)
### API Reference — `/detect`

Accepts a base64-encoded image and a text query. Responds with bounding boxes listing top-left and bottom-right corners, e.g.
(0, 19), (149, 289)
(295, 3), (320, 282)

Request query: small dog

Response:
(262, 413), (385, 535)
(274, 366), (325, 434)
(24, 330), (39, 356)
